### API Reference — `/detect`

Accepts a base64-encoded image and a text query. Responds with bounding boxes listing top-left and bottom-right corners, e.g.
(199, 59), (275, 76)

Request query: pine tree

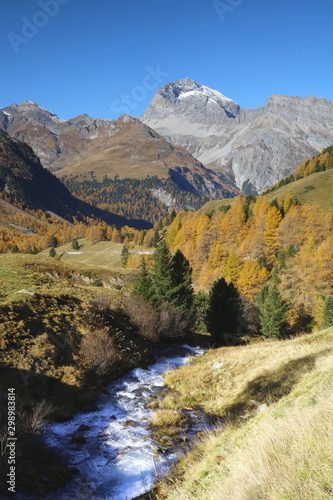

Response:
(259, 286), (287, 339)
(132, 257), (153, 300)
(193, 291), (209, 332)
(49, 247), (57, 258)
(71, 239), (80, 250)
(256, 285), (269, 310)
(205, 277), (242, 345)
(50, 235), (58, 248)
(121, 245), (129, 267)
(150, 239), (174, 305)
(169, 249), (194, 310)
(321, 296), (333, 329)
(152, 230), (160, 247)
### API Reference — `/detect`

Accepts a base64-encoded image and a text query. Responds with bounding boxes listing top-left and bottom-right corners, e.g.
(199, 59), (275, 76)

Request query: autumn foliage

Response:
(166, 194), (333, 333)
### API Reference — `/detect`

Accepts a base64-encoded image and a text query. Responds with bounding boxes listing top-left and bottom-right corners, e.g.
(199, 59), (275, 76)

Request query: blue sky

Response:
(1, 0), (332, 120)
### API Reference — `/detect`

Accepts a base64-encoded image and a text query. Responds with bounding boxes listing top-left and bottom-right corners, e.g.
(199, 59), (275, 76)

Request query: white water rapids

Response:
(44, 344), (207, 500)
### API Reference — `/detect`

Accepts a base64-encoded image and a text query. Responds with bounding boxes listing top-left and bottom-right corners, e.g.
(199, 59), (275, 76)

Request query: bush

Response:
(80, 328), (120, 376)
(157, 302), (193, 339)
(127, 298), (194, 342)
(126, 296), (160, 342)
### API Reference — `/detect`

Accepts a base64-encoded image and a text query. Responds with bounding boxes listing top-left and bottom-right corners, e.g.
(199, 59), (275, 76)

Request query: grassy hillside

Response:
(153, 329), (333, 499)
(266, 168), (333, 210)
(41, 238), (153, 268)
(198, 168), (333, 215)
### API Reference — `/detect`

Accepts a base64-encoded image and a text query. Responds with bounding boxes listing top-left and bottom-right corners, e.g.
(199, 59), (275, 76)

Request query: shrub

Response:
(80, 328), (120, 376)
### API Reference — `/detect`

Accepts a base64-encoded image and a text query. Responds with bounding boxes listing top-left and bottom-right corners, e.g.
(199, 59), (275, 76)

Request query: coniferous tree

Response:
(132, 257), (153, 301)
(321, 296), (333, 329)
(205, 277), (242, 345)
(11, 244), (19, 254)
(49, 248), (56, 258)
(169, 249), (194, 310)
(256, 285), (269, 310)
(150, 239), (174, 305)
(259, 286), (287, 339)
(71, 239), (80, 250)
(50, 235), (58, 248)
(152, 230), (160, 247)
(121, 245), (129, 267)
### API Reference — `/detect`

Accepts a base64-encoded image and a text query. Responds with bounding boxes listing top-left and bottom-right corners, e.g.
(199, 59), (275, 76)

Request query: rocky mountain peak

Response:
(142, 78), (241, 131)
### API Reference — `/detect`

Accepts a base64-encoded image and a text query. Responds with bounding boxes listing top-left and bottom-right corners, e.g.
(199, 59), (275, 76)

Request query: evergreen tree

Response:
(11, 244), (19, 254)
(256, 285), (269, 310)
(132, 257), (153, 301)
(71, 239), (80, 250)
(193, 291), (209, 332)
(205, 277), (242, 345)
(121, 246), (129, 267)
(49, 248), (57, 258)
(152, 230), (160, 247)
(259, 286), (287, 339)
(150, 239), (173, 304)
(50, 235), (58, 248)
(321, 296), (333, 329)
(168, 249), (194, 310)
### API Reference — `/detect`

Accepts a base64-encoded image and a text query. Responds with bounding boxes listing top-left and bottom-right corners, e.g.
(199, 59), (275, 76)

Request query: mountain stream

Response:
(44, 344), (209, 500)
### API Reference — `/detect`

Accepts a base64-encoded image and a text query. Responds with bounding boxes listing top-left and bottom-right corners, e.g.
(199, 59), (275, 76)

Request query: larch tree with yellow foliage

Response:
(237, 260), (270, 300)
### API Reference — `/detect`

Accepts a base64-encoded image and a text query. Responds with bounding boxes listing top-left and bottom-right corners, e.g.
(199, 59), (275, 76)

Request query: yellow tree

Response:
(223, 250), (243, 284)
(279, 239), (321, 328)
(264, 206), (283, 266)
(239, 196), (270, 258)
(237, 260), (270, 300)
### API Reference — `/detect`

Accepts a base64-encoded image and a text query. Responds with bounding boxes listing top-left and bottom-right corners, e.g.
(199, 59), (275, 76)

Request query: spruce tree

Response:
(259, 286), (287, 339)
(150, 239), (173, 304)
(11, 244), (19, 254)
(121, 246), (129, 267)
(168, 249), (194, 310)
(256, 285), (269, 310)
(321, 296), (333, 329)
(132, 257), (153, 301)
(50, 235), (58, 248)
(71, 239), (80, 250)
(49, 248), (56, 258)
(205, 277), (242, 345)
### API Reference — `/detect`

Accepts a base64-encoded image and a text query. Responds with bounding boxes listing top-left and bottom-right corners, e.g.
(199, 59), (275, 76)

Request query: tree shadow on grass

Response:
(222, 348), (333, 421)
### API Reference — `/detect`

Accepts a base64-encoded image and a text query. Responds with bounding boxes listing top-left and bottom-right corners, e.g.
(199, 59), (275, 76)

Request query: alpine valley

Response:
(1, 79), (333, 500)
(2, 78), (333, 224)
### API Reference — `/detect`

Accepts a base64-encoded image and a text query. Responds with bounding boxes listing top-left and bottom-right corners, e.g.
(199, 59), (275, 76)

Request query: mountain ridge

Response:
(141, 79), (333, 193)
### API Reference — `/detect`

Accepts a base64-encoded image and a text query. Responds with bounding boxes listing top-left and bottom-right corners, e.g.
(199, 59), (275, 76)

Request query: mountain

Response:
(141, 78), (333, 193)
(0, 101), (238, 203)
(0, 129), (150, 229)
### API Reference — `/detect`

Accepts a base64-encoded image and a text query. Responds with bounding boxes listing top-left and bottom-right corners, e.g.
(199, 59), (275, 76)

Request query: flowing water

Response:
(44, 344), (208, 500)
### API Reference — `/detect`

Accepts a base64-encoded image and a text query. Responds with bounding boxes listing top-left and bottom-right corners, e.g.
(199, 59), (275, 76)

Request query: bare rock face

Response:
(142, 80), (333, 193)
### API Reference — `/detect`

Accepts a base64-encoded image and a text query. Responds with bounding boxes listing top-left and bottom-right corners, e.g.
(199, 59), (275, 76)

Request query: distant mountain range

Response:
(0, 129), (151, 229)
(1, 79), (332, 215)
(0, 101), (237, 206)
(142, 78), (333, 193)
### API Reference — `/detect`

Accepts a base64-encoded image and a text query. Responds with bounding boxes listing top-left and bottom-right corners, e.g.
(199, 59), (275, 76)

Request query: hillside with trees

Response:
(165, 193), (333, 337)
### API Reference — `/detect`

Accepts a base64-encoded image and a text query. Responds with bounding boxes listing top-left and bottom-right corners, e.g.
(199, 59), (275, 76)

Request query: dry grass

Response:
(158, 329), (333, 499)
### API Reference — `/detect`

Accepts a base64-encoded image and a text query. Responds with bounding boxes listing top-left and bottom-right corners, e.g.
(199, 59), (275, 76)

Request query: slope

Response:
(0, 130), (151, 229)
(154, 328), (333, 500)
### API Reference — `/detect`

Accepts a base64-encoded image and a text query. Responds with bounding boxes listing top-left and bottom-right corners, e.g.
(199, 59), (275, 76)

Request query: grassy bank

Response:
(0, 254), (154, 497)
(153, 329), (333, 499)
